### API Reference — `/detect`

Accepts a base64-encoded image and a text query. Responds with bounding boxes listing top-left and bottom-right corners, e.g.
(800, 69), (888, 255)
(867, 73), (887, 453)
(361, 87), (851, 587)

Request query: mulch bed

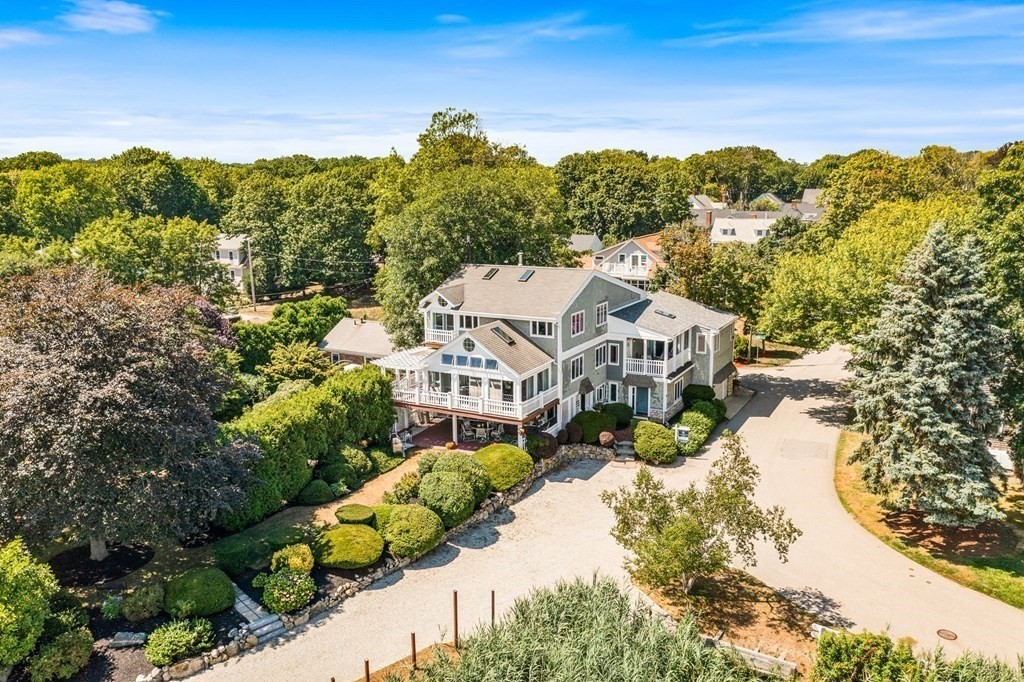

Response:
(49, 543), (154, 588)
(883, 510), (1019, 558)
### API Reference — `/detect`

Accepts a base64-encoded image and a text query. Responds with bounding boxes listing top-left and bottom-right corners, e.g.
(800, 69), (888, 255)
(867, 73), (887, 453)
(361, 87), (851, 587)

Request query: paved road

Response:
(199, 347), (1024, 681)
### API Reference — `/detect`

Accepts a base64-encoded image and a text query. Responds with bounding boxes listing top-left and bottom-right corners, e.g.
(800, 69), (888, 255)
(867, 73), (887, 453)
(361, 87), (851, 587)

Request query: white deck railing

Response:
(624, 357), (665, 376)
(602, 263), (650, 278)
(424, 328), (455, 344)
(392, 385), (558, 419)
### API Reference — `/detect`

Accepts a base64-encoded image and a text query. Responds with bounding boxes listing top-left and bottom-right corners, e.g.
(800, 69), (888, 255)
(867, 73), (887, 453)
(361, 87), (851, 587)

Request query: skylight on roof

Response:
(518, 269), (534, 282)
(483, 268), (499, 280)
(655, 309), (676, 319)
(492, 327), (516, 345)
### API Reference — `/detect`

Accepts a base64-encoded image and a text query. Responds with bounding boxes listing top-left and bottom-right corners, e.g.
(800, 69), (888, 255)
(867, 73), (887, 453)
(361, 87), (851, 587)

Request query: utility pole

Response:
(246, 237), (257, 312)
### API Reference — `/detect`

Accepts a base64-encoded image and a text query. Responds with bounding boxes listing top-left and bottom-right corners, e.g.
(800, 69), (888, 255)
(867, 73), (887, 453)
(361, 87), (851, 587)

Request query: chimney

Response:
(517, 251), (524, 266)
(791, 199), (798, 208)
(705, 210), (712, 226)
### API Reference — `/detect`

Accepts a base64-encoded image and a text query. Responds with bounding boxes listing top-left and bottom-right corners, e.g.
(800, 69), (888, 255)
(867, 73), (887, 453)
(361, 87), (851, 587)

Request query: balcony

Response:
(601, 262), (650, 278)
(393, 385), (559, 420)
(624, 357), (665, 376)
(424, 328), (455, 345)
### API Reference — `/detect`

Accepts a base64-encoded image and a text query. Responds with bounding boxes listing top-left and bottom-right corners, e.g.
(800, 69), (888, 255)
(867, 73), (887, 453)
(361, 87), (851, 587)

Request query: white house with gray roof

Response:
(373, 265), (737, 446)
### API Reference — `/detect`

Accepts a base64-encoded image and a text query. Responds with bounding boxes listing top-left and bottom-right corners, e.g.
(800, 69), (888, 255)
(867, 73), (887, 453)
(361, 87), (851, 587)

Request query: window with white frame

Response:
(537, 367), (551, 391)
(596, 301), (608, 327)
(681, 331), (690, 351)
(608, 343), (619, 365)
(713, 334), (721, 351)
(459, 315), (478, 330)
(596, 383), (606, 403)
(595, 344), (607, 367)
(608, 382), (618, 403)
(530, 320), (553, 338)
(673, 379), (683, 402)
(570, 311), (585, 337)
(570, 354), (584, 380)
(696, 333), (707, 354)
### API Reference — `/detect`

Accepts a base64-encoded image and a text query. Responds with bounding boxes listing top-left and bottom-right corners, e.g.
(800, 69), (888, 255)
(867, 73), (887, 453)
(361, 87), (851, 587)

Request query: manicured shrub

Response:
(264, 526), (307, 552)
(28, 627), (93, 682)
(314, 524), (384, 569)
(335, 503), (375, 525)
(318, 366), (396, 445)
(371, 504), (394, 533)
(473, 444), (534, 492)
(145, 618), (214, 667)
(218, 479), (283, 533)
(633, 421), (677, 464)
(381, 505), (445, 559)
(710, 398), (727, 422)
(0, 538), (58, 668)
(317, 462), (358, 487)
(599, 431), (616, 448)
(297, 479), (335, 505)
(101, 596), (122, 621)
(122, 584), (164, 622)
(39, 591), (88, 644)
(536, 433), (558, 459)
(683, 384), (716, 405)
(813, 631), (921, 682)
(381, 471), (420, 505)
(419, 472), (476, 529)
(431, 452), (492, 505)
(688, 400), (719, 424)
(556, 429), (568, 445)
(417, 450), (441, 477)
(164, 567), (235, 618)
(253, 569), (315, 614)
(565, 421), (584, 444)
(367, 447), (404, 474)
(571, 411), (617, 443)
(338, 445), (374, 482)
(602, 402), (633, 428)
(270, 544), (314, 574)
(676, 410), (716, 457)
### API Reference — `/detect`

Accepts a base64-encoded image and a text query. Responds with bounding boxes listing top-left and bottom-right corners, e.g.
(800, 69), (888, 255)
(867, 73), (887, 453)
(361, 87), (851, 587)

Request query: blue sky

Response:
(2, 1), (1024, 163)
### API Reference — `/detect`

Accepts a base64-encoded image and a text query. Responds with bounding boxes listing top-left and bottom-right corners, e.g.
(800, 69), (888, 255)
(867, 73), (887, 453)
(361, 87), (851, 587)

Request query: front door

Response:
(633, 387), (649, 416)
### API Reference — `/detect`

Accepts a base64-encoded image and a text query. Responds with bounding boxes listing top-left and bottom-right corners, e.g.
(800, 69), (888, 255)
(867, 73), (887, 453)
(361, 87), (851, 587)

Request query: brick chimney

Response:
(705, 210), (712, 226)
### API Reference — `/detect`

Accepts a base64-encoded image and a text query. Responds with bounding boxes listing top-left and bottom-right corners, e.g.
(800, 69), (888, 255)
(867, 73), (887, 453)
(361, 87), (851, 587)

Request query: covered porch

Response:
(407, 417), (519, 452)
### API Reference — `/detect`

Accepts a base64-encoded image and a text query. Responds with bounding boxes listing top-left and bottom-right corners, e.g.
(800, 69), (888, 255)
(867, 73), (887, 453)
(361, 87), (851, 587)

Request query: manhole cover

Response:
(937, 629), (957, 641)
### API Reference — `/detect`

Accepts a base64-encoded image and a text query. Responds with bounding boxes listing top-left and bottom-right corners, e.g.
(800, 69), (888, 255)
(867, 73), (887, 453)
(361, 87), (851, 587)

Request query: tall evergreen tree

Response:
(849, 226), (1006, 526)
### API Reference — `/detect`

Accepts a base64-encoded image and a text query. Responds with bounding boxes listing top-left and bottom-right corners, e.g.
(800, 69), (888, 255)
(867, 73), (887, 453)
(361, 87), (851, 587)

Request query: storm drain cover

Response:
(937, 629), (957, 641)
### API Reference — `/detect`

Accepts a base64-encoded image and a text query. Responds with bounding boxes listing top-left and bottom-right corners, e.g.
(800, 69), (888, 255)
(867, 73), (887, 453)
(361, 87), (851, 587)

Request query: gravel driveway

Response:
(199, 347), (1024, 681)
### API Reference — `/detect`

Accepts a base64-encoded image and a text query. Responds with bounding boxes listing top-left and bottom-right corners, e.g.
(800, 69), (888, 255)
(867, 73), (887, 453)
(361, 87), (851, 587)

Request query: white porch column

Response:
(452, 414), (458, 444)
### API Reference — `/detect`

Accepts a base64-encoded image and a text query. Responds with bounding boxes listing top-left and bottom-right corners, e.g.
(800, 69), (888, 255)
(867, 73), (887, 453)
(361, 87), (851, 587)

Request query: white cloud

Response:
(443, 12), (615, 59)
(436, 14), (470, 25)
(0, 28), (49, 48)
(60, 0), (162, 35)
(675, 2), (1024, 47)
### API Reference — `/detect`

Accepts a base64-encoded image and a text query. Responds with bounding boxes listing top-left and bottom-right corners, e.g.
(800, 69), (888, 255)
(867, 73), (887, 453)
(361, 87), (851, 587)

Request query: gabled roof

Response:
(710, 217), (778, 244)
(568, 234), (603, 253)
(217, 234), (247, 250)
(591, 231), (665, 264)
(320, 318), (394, 358)
(612, 291), (736, 335)
(688, 194), (727, 210)
(801, 188), (824, 205)
(466, 321), (553, 375)
(430, 265), (595, 319)
(753, 192), (784, 207)
(781, 202), (823, 220)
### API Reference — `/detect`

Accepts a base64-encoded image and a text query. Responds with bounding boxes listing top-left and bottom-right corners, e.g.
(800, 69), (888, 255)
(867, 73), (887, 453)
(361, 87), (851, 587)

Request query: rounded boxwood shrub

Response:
(556, 429), (568, 445)
(431, 452), (492, 505)
(339, 445), (374, 481)
(633, 421), (677, 464)
(297, 479), (335, 506)
(601, 402), (633, 427)
(565, 421), (583, 444)
(416, 450), (441, 477)
(677, 409), (715, 457)
(418, 471), (476, 529)
(253, 569), (315, 614)
(314, 524), (384, 569)
(683, 384), (716, 405)
(381, 471), (420, 505)
(270, 544), (314, 574)
(145, 618), (214, 667)
(473, 444), (534, 492)
(264, 525), (307, 553)
(28, 627), (93, 682)
(318, 462), (358, 487)
(335, 504), (375, 525)
(689, 400), (725, 424)
(381, 505), (445, 559)
(571, 411), (617, 444)
(164, 567), (235, 618)
(371, 504), (394, 533)
(122, 584), (164, 622)
(212, 534), (262, 577)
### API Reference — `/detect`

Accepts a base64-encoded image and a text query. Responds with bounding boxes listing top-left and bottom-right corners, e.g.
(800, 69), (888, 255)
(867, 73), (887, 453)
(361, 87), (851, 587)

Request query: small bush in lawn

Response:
(371, 504), (394, 533)
(314, 524), (384, 569)
(633, 421), (677, 464)
(145, 618), (214, 667)
(270, 544), (314, 574)
(473, 444), (534, 492)
(381, 505), (445, 559)
(381, 471), (420, 505)
(571, 411), (617, 443)
(339, 445), (374, 481)
(367, 447), (404, 474)
(335, 504), (375, 525)
(122, 584), (164, 622)
(601, 402), (633, 427)
(431, 452), (492, 505)
(28, 627), (93, 682)
(253, 569), (315, 614)
(317, 462), (358, 488)
(565, 421), (584, 444)
(296, 479), (335, 505)
(418, 471), (476, 529)
(683, 384), (716, 405)
(416, 451), (441, 477)
(164, 567), (234, 618)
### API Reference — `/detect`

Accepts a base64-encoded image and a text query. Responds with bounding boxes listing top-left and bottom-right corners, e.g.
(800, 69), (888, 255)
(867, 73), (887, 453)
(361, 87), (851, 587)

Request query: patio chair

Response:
(474, 427), (488, 441)
(459, 421), (474, 441)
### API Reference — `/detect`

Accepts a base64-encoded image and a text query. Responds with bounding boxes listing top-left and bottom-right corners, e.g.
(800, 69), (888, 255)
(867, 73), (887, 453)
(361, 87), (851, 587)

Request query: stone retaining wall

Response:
(137, 444), (617, 682)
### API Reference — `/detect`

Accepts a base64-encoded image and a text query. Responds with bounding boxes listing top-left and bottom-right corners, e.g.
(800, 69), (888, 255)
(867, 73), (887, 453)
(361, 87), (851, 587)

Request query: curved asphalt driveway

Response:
(199, 347), (1023, 681)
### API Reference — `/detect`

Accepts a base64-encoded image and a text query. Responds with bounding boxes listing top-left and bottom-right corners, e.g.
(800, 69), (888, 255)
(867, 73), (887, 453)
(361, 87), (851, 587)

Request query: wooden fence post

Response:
(411, 632), (417, 669)
(453, 590), (459, 649)
(364, 659), (370, 682)
(491, 590), (495, 626)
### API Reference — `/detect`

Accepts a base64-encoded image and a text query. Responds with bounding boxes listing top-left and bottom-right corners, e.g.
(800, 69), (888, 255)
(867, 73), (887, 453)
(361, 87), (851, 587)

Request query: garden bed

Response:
(49, 543), (155, 588)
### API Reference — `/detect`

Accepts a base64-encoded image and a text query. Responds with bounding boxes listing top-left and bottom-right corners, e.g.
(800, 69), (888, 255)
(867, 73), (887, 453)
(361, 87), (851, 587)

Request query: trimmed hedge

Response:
(417, 451), (441, 477)
(380, 505), (445, 559)
(163, 568), (235, 618)
(145, 618), (214, 667)
(381, 472), (420, 505)
(338, 445), (374, 482)
(601, 402), (633, 428)
(28, 627), (93, 682)
(371, 504), (394, 533)
(633, 421), (677, 464)
(317, 462), (358, 488)
(683, 384), (716, 404)
(430, 452), (492, 505)
(367, 447), (404, 474)
(270, 544), (314, 574)
(335, 504), (375, 525)
(571, 411), (617, 444)
(297, 479), (335, 506)
(690, 399), (726, 423)
(314, 524), (384, 569)
(318, 366), (396, 445)
(676, 410), (715, 457)
(473, 444), (534, 492)
(419, 472), (476, 529)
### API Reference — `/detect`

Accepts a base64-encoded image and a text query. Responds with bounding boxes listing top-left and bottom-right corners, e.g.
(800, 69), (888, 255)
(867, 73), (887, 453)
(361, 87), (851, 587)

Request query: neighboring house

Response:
(801, 188), (824, 205)
(710, 217), (778, 245)
(751, 192), (785, 208)
(215, 234), (248, 289)
(781, 199), (823, 222)
(320, 318), (395, 365)
(688, 193), (728, 216)
(585, 232), (664, 290)
(568, 233), (604, 253)
(372, 265), (737, 447)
